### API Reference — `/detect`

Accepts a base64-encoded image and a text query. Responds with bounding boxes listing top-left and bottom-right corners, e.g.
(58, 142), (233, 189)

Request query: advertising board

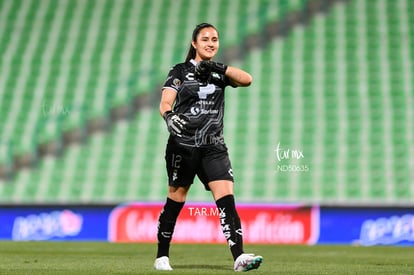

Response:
(108, 203), (319, 244)
(0, 206), (111, 241)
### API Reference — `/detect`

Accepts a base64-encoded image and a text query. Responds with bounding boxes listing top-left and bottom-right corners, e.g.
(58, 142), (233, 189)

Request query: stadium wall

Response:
(1, 203), (413, 246)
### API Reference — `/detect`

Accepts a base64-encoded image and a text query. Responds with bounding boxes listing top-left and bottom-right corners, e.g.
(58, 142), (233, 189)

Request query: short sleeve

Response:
(162, 65), (183, 92)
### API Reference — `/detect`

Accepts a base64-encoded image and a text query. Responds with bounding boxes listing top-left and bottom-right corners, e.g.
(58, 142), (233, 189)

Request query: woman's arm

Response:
(159, 88), (177, 117)
(225, 66), (253, 87)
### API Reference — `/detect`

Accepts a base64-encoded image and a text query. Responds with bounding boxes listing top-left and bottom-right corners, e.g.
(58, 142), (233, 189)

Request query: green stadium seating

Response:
(0, 0), (412, 206)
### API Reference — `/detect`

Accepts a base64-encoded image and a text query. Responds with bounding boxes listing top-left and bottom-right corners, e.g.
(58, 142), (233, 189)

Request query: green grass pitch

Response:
(0, 242), (414, 274)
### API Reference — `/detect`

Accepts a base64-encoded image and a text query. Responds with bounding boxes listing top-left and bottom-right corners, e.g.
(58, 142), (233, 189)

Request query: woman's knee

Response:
(208, 180), (234, 201)
(167, 185), (190, 202)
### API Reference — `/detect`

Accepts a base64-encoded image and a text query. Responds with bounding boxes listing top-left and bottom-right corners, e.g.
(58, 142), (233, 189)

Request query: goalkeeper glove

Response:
(195, 61), (228, 83)
(163, 111), (190, 137)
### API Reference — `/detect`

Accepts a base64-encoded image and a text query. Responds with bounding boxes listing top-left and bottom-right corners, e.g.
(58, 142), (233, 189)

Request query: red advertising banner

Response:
(108, 203), (319, 244)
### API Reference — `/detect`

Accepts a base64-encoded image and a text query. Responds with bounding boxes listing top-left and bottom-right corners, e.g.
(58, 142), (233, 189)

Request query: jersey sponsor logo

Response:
(200, 109), (218, 114)
(191, 107), (201, 115)
(198, 84), (215, 99)
(191, 107), (218, 115)
(185, 72), (195, 80)
(228, 169), (233, 177)
(195, 100), (215, 105)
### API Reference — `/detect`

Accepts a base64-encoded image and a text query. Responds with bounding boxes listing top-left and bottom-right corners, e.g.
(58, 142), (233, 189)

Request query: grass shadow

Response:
(173, 264), (229, 271)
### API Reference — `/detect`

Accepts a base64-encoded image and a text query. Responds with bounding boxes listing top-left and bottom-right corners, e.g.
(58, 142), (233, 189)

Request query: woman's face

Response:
(192, 27), (219, 61)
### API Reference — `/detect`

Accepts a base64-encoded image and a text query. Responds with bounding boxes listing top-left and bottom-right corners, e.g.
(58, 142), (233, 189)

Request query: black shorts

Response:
(165, 138), (234, 190)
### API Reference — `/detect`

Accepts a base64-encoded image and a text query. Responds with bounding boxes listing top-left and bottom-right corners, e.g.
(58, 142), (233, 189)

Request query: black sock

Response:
(156, 197), (184, 258)
(215, 194), (244, 260)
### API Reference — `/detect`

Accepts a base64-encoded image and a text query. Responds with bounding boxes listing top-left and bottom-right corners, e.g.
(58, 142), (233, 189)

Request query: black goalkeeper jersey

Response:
(163, 59), (234, 147)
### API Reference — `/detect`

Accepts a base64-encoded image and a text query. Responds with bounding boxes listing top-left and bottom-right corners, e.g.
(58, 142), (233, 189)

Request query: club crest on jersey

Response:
(172, 78), (181, 90)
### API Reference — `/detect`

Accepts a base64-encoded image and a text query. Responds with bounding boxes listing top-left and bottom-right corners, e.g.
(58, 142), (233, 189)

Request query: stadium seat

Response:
(0, 0), (412, 206)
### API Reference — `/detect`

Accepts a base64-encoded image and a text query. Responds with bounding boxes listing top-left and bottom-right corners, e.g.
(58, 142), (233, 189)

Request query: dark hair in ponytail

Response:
(185, 23), (218, 62)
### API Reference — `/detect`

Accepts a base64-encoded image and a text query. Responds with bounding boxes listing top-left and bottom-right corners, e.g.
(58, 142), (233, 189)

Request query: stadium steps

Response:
(231, 0), (413, 204)
(1, 0), (414, 204)
(3, 0), (412, 205)
(0, 0), (298, 178)
(0, 0), (309, 202)
(301, 0), (412, 203)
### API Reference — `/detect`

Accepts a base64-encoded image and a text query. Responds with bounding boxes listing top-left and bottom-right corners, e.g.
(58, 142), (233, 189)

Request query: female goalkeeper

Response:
(154, 23), (263, 272)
